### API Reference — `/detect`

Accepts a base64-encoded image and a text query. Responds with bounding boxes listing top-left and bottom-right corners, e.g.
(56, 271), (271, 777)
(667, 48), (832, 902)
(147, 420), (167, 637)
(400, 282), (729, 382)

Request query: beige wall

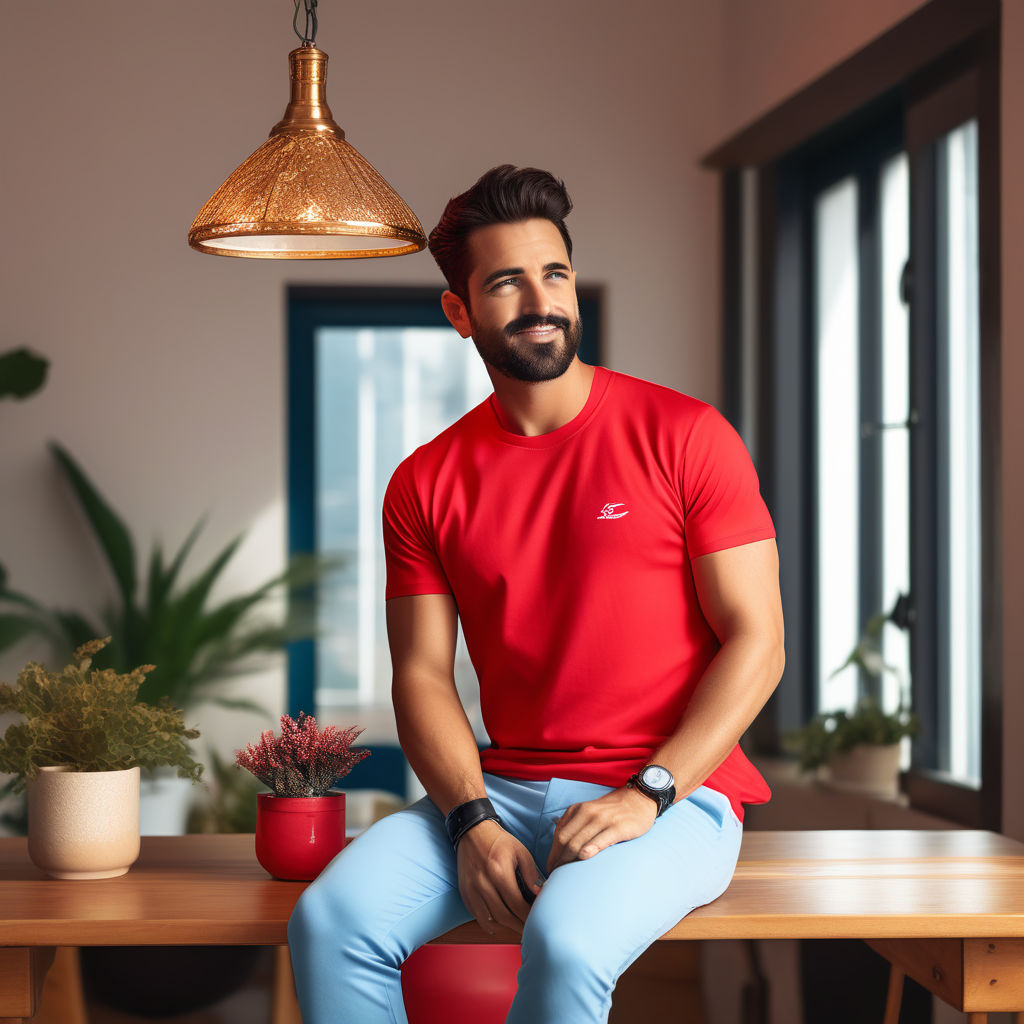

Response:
(0, 1), (725, 756)
(719, 0), (928, 131)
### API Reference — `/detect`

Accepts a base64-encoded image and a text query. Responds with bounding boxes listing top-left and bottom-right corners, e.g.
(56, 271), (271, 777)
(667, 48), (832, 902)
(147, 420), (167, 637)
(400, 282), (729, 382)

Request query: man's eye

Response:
(547, 271), (568, 281)
(491, 278), (517, 291)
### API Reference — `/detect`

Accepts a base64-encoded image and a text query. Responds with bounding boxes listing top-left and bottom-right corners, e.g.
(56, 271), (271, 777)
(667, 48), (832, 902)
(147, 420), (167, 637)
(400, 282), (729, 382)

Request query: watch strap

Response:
(444, 797), (503, 848)
(626, 770), (676, 817)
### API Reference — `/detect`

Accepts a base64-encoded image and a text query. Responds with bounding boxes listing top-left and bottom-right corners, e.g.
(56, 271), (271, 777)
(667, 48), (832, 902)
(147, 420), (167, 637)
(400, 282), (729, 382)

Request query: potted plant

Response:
(0, 442), (335, 833)
(236, 712), (369, 880)
(786, 603), (918, 797)
(785, 699), (918, 796)
(0, 637), (201, 878)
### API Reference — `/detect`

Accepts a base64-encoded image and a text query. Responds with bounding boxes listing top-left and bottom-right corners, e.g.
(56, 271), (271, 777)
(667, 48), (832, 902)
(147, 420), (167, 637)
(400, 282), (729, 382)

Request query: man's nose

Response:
(521, 277), (552, 315)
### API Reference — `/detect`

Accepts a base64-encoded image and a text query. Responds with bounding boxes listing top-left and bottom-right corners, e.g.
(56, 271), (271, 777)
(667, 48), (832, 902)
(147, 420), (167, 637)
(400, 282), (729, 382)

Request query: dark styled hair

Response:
(428, 165), (574, 301)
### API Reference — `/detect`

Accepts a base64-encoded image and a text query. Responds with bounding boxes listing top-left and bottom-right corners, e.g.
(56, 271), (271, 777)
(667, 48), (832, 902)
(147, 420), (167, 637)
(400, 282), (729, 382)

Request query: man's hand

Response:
(457, 820), (544, 936)
(546, 786), (658, 873)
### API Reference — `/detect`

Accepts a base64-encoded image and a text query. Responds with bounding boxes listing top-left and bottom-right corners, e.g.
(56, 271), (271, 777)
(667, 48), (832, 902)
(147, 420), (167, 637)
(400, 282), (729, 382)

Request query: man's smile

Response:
(504, 314), (572, 344)
(513, 324), (563, 341)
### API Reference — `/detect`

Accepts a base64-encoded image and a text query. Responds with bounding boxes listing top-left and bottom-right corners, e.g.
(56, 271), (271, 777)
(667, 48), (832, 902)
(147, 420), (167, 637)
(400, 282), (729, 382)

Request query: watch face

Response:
(641, 765), (673, 791)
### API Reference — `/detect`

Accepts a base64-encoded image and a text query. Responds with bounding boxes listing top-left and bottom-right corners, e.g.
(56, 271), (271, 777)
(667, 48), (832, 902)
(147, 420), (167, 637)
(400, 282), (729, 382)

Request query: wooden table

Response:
(2, 830), (1024, 1022)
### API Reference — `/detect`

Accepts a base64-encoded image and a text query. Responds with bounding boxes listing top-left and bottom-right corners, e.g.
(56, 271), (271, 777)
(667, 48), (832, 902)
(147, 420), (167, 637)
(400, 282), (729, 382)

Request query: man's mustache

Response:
(504, 314), (571, 337)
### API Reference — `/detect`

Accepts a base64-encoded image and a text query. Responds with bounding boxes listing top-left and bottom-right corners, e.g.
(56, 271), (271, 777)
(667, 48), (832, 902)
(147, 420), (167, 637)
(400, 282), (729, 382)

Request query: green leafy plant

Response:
(235, 712), (369, 797)
(0, 348), (49, 401)
(0, 637), (201, 794)
(0, 442), (333, 714)
(784, 699), (918, 772)
(785, 599), (918, 771)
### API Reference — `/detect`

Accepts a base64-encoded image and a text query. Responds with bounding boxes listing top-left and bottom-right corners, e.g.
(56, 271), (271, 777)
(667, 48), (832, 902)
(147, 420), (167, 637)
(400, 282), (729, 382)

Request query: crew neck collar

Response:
(487, 366), (612, 449)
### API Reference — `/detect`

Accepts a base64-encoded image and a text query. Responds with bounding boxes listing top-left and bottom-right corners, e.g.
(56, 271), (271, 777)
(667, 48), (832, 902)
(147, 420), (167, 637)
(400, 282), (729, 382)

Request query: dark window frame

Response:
(707, 0), (1002, 828)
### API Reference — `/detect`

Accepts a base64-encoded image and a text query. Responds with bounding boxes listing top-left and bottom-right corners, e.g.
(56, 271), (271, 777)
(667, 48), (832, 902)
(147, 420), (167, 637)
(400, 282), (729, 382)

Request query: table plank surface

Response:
(2, 831), (1024, 946)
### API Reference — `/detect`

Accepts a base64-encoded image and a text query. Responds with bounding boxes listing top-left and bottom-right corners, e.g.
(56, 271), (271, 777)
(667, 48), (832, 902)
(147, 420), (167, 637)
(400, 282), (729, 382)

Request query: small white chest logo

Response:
(597, 502), (629, 520)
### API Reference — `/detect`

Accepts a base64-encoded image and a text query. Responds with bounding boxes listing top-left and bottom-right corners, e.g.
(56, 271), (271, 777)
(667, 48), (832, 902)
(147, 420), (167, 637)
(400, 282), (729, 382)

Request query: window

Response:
(710, 7), (1001, 827)
(808, 120), (912, 734)
(287, 287), (603, 732)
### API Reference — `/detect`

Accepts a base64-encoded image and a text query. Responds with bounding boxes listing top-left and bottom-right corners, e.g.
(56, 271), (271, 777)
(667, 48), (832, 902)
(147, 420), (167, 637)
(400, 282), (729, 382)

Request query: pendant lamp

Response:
(188, 1), (426, 260)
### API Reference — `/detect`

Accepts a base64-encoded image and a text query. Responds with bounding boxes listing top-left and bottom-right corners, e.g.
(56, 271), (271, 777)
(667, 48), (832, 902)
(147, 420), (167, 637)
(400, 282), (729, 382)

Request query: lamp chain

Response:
(292, 0), (319, 46)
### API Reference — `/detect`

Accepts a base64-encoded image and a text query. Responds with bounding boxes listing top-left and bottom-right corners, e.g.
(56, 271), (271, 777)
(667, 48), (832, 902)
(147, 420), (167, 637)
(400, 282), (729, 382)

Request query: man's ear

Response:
(441, 290), (473, 339)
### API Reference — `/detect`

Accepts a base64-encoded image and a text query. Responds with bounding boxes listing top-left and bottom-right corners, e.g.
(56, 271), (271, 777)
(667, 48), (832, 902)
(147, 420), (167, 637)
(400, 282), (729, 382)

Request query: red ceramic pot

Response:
(255, 793), (345, 881)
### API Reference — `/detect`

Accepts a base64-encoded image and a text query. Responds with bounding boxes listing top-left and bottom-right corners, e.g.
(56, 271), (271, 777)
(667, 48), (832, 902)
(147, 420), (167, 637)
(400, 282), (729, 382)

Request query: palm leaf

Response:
(207, 695), (271, 715)
(49, 443), (137, 610)
(0, 614), (42, 652)
(148, 518), (206, 618)
(52, 609), (105, 652)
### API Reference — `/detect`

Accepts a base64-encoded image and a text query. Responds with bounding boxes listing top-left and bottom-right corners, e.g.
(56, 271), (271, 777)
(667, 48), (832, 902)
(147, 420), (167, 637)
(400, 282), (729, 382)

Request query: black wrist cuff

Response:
(445, 797), (503, 848)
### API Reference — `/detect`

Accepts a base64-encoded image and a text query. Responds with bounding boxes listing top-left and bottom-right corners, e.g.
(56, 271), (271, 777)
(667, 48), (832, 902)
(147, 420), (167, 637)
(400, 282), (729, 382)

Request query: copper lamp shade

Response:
(188, 46), (426, 259)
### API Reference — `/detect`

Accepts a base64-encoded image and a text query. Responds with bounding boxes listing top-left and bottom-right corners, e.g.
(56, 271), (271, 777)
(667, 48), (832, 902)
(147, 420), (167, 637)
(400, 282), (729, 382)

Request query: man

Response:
(289, 165), (785, 1024)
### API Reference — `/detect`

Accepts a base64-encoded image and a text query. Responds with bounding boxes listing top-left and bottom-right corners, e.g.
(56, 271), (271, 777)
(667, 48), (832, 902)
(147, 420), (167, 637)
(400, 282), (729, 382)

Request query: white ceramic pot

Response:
(27, 765), (141, 879)
(824, 743), (902, 798)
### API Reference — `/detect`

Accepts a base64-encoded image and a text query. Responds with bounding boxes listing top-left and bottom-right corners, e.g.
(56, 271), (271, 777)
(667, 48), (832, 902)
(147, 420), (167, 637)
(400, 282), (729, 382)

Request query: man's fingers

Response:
(548, 814), (600, 869)
(464, 893), (498, 935)
(578, 825), (618, 859)
(463, 873), (527, 934)
(466, 886), (515, 936)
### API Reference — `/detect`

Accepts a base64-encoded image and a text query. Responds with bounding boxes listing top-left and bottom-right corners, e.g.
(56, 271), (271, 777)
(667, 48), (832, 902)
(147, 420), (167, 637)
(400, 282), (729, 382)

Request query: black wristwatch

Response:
(626, 764), (676, 817)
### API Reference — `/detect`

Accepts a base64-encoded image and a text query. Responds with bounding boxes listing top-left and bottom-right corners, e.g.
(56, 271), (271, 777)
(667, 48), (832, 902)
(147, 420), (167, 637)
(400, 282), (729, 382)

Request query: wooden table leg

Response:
(0, 947), (56, 1022)
(966, 1016), (988, 1023)
(882, 965), (904, 1024)
(272, 945), (302, 1024)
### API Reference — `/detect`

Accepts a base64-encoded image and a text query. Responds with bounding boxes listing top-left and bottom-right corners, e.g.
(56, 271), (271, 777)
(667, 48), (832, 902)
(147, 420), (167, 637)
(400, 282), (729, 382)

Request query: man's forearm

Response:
(393, 671), (489, 816)
(650, 632), (784, 800)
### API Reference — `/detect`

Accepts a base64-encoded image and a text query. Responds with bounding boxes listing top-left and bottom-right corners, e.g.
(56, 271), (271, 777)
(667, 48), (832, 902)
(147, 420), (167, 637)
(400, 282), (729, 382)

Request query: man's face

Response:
(455, 218), (582, 383)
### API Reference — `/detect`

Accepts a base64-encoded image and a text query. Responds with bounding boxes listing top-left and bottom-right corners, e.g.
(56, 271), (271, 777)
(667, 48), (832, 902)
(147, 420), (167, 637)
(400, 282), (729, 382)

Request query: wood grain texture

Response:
(964, 940), (1024, 1011)
(2, 830), (1024, 947)
(882, 966), (905, 1024)
(0, 947), (53, 1018)
(867, 938), (965, 1008)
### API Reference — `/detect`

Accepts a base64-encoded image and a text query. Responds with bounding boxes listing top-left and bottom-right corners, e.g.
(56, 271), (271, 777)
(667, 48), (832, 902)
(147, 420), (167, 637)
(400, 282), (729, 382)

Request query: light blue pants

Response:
(288, 773), (742, 1024)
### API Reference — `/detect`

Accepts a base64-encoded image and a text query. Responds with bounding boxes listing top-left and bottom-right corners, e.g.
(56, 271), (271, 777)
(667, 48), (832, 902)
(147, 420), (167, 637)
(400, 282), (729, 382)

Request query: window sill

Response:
(745, 757), (962, 831)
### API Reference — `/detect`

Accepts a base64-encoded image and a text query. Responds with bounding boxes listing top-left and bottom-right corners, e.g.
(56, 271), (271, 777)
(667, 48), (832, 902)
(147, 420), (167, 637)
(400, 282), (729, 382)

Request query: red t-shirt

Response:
(383, 367), (775, 820)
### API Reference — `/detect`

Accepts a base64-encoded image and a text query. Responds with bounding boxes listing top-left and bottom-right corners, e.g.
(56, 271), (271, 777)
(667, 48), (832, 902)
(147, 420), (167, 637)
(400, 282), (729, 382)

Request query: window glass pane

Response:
(314, 327), (492, 710)
(814, 175), (860, 712)
(941, 119), (982, 784)
(879, 151), (911, 716)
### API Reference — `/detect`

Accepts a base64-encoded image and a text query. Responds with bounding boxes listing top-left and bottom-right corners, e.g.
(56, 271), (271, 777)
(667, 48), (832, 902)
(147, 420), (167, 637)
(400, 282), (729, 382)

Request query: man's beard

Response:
(469, 313), (583, 383)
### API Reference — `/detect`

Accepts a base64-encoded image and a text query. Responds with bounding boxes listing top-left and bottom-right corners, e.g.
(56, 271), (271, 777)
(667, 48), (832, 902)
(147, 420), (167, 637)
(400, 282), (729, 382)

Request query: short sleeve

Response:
(382, 456), (453, 600)
(682, 406), (775, 559)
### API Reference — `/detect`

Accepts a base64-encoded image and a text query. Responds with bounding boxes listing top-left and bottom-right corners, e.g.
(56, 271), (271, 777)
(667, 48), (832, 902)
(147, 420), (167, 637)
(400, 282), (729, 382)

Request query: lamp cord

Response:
(292, 0), (318, 46)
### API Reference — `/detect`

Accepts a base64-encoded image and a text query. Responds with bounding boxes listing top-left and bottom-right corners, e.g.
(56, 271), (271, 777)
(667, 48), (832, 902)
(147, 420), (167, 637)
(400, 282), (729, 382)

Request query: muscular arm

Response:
(388, 594), (485, 812)
(547, 538), (784, 870)
(387, 594), (543, 933)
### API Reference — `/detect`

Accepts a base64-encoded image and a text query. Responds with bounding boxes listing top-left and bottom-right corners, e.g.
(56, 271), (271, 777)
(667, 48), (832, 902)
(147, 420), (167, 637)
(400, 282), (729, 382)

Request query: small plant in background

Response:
(785, 597), (918, 772)
(0, 637), (202, 793)
(235, 712), (369, 798)
(785, 699), (918, 772)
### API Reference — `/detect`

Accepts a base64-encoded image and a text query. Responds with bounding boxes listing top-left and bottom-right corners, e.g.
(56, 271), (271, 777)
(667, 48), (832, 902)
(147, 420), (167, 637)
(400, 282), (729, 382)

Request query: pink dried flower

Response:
(235, 712), (370, 797)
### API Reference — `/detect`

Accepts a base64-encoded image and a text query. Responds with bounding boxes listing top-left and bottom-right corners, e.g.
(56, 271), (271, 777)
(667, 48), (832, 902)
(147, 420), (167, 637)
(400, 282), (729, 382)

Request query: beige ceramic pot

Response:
(824, 743), (902, 798)
(27, 765), (141, 879)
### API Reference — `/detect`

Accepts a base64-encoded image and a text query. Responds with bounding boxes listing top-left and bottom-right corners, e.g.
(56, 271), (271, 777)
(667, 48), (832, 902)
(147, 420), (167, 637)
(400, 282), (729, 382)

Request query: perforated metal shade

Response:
(188, 46), (426, 260)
